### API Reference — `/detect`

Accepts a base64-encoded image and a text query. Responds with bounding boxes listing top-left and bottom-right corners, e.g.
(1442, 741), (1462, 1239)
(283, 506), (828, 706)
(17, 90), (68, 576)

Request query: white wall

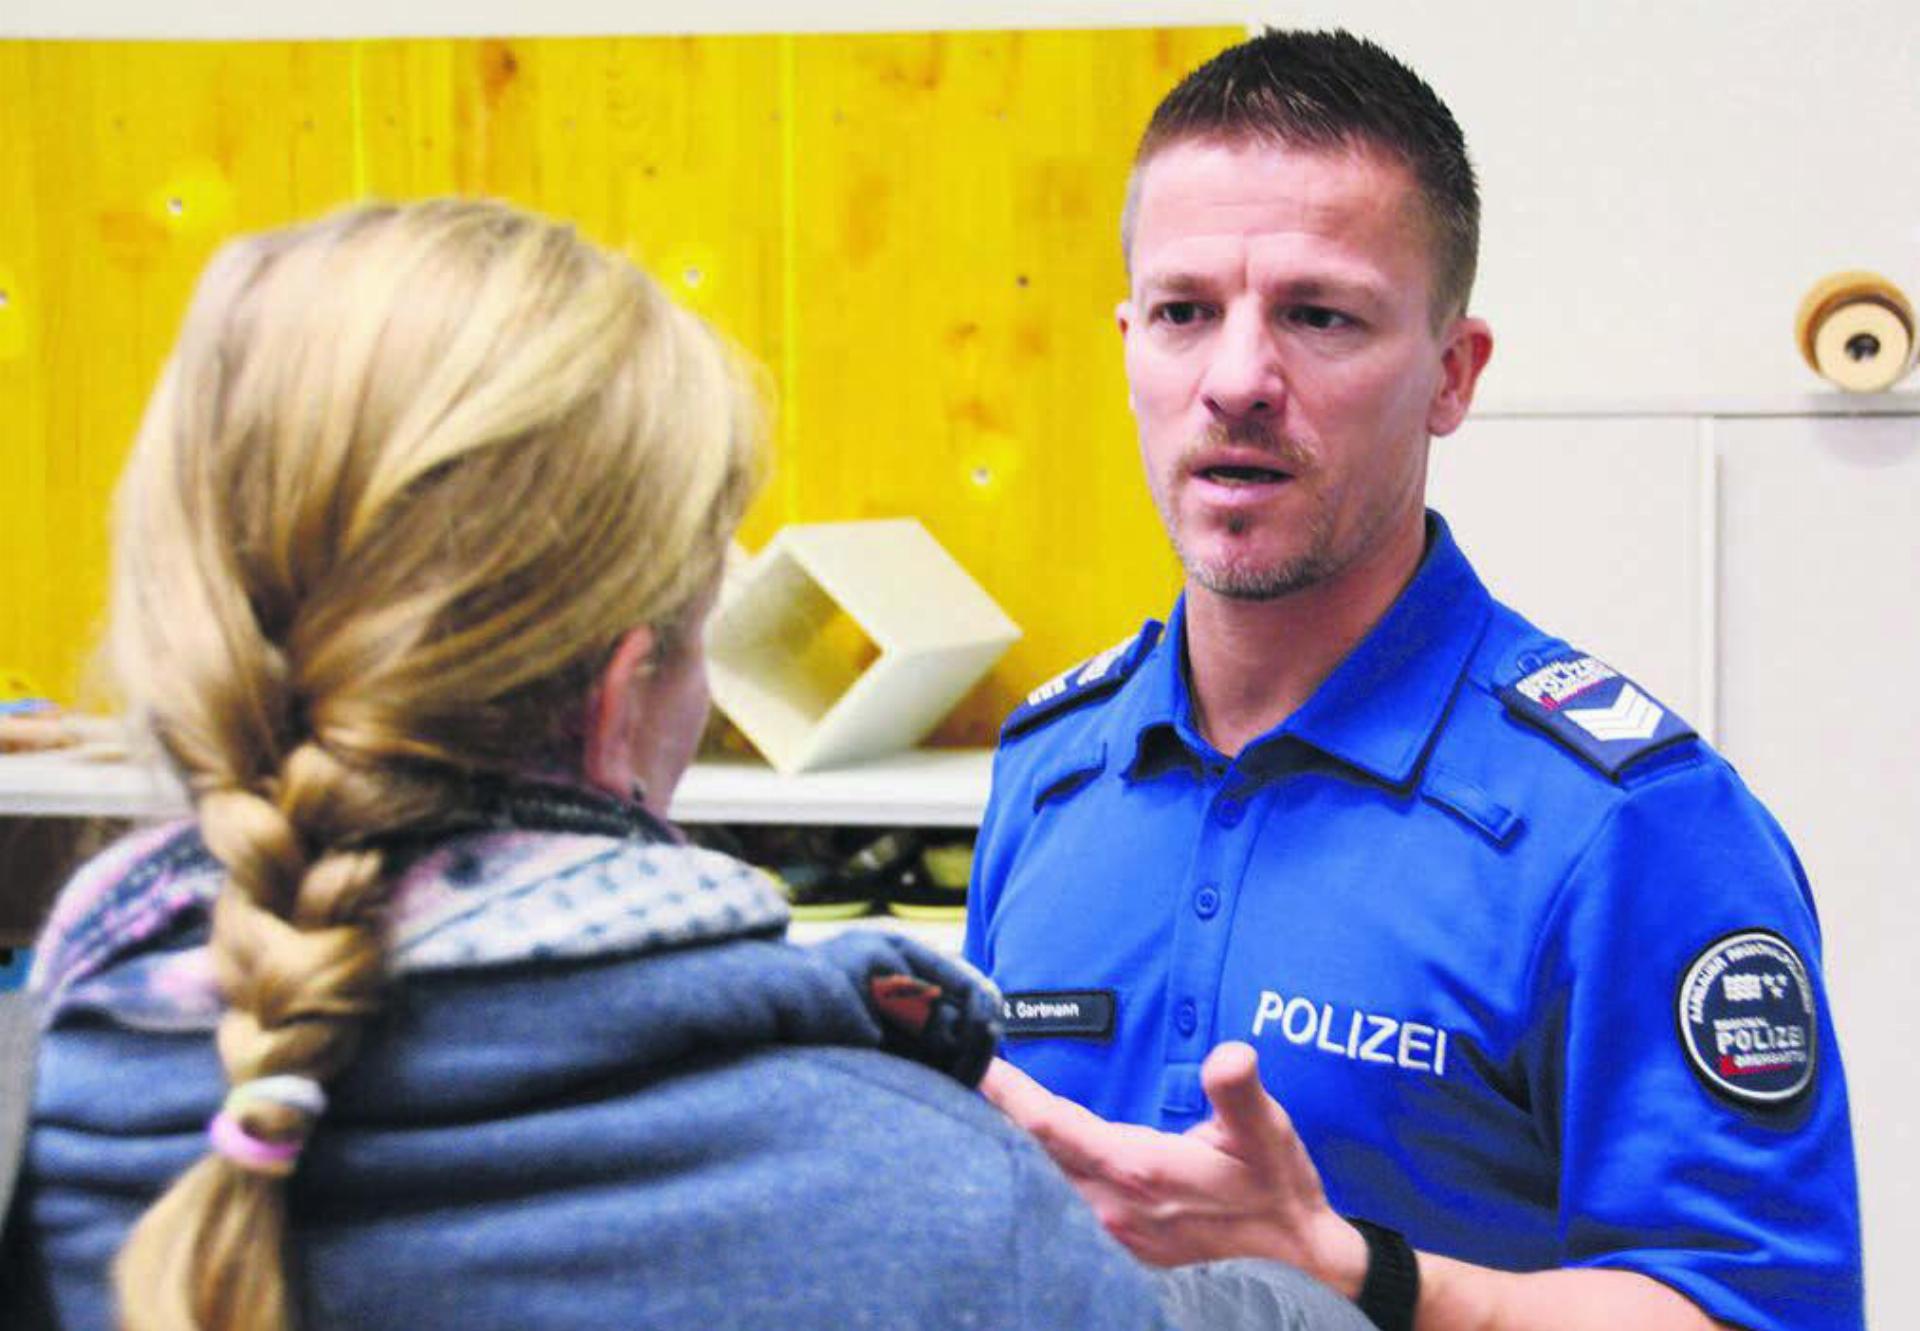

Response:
(1428, 416), (1710, 726)
(10, 3), (1919, 1323)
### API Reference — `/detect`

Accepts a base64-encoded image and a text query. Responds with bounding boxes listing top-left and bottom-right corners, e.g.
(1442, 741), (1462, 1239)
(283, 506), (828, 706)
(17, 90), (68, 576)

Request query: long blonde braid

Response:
(105, 200), (763, 1331)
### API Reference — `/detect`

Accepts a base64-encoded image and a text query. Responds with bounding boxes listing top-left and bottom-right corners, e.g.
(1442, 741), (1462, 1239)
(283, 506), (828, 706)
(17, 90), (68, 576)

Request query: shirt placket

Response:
(1158, 761), (1270, 1127)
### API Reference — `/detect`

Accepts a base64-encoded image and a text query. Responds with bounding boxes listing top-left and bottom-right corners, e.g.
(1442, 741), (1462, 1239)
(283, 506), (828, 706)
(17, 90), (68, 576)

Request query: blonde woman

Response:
(7, 201), (1171, 1331)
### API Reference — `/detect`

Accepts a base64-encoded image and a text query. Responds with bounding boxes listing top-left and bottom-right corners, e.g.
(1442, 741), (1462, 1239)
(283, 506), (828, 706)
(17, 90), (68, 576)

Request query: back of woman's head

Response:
(107, 199), (763, 1330)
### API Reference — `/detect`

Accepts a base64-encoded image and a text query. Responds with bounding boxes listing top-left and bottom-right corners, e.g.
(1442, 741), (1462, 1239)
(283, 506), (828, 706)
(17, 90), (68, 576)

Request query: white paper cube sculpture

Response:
(706, 519), (1020, 773)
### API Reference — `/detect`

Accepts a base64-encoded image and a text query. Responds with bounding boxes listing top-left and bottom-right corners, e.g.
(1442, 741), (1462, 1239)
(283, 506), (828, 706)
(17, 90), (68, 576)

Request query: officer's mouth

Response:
(1187, 441), (1302, 490)
(1188, 455), (1302, 502)
(1197, 464), (1293, 486)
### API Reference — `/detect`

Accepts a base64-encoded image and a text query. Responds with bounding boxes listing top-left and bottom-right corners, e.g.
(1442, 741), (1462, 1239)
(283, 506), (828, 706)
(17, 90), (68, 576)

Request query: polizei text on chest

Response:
(1252, 991), (1450, 1076)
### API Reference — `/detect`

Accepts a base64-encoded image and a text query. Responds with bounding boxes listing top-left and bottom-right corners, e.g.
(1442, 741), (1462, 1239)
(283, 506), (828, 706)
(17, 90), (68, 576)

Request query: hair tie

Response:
(224, 1074), (328, 1120)
(207, 1111), (304, 1177)
(208, 1074), (329, 1177)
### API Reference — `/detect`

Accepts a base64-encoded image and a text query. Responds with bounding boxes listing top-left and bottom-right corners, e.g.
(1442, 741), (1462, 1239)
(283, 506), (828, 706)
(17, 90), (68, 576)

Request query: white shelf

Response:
(0, 747), (995, 827)
(0, 751), (188, 819)
(672, 748), (991, 826)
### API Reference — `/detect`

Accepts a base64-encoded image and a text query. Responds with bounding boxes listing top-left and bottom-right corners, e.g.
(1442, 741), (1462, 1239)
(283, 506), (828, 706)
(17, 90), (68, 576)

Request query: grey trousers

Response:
(1157, 1259), (1380, 1331)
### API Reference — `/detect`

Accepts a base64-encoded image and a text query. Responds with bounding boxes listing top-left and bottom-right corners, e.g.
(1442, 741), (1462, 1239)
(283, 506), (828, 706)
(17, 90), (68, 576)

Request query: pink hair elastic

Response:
(207, 1110), (304, 1177)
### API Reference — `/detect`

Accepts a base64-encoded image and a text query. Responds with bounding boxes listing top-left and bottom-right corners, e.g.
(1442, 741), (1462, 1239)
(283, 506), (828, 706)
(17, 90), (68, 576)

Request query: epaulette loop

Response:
(1000, 622), (1162, 741)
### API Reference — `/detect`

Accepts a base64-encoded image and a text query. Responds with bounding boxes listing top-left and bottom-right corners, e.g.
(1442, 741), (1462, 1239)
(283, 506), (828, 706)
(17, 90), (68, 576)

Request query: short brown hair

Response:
(1122, 28), (1480, 322)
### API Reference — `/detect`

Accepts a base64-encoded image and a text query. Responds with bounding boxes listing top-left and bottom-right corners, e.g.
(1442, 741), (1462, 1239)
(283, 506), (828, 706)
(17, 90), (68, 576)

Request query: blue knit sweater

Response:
(17, 804), (1172, 1330)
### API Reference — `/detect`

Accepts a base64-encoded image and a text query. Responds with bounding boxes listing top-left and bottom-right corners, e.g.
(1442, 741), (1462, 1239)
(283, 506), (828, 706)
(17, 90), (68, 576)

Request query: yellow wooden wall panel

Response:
(0, 43), (49, 700)
(788, 29), (1237, 741)
(5, 27), (1241, 746)
(348, 38), (787, 530)
(3, 41), (362, 702)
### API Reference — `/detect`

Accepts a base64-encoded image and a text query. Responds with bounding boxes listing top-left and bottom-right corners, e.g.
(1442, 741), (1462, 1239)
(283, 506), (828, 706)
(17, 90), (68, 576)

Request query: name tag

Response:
(1001, 989), (1115, 1041)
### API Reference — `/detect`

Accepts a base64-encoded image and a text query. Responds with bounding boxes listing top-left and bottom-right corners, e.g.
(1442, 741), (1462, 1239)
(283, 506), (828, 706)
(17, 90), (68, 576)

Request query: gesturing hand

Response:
(980, 1042), (1366, 1292)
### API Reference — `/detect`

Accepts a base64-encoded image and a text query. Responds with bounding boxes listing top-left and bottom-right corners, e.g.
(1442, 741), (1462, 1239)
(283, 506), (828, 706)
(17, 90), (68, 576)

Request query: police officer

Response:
(966, 29), (1863, 1331)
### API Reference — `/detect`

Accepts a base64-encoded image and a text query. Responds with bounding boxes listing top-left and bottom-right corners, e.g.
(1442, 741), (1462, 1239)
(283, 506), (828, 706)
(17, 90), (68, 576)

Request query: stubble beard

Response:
(1171, 507), (1338, 601)
(1162, 428), (1336, 602)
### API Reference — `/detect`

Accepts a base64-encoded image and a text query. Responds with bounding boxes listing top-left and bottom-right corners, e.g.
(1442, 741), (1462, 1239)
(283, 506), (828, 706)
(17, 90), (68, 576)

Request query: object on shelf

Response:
(0, 709), (125, 758)
(0, 715), (68, 752)
(784, 826), (889, 921)
(695, 705), (759, 762)
(706, 519), (1019, 774)
(1795, 270), (1918, 393)
(1, 669), (57, 735)
(689, 824), (879, 920)
(772, 862), (875, 921)
(885, 841), (972, 923)
(685, 824), (974, 925)
(699, 542), (760, 760)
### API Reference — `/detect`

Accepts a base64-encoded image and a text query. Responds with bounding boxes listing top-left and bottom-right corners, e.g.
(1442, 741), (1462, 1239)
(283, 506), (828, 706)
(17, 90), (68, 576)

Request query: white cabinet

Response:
(1717, 413), (1920, 1331)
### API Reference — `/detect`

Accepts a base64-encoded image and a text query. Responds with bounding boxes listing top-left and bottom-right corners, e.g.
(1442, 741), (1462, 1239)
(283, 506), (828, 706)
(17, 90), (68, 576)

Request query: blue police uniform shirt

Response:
(966, 513), (1863, 1331)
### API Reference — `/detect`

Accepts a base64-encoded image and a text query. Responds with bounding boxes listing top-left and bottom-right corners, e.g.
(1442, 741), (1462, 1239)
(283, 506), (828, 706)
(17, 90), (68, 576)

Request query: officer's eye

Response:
(1153, 301), (1210, 328)
(1286, 305), (1354, 332)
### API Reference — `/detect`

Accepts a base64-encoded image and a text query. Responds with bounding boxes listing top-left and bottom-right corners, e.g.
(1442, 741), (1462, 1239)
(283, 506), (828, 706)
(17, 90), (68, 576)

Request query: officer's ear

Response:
(1117, 300), (1139, 415)
(1428, 315), (1493, 438)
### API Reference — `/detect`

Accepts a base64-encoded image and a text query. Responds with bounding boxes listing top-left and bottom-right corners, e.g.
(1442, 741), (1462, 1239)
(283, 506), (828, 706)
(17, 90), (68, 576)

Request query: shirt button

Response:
(1175, 1000), (1198, 1036)
(1215, 798), (1245, 828)
(1194, 884), (1221, 919)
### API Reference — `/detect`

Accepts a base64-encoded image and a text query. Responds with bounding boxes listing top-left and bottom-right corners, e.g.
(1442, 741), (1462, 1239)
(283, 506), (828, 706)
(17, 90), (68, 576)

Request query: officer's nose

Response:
(1199, 305), (1284, 423)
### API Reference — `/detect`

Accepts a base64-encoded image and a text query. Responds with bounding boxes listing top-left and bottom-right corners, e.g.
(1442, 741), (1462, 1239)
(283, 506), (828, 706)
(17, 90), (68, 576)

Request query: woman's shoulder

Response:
(383, 830), (788, 973)
(682, 1044), (1172, 1328)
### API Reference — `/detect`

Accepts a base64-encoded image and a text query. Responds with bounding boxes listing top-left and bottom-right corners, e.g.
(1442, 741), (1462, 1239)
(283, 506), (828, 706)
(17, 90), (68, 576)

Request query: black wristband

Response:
(1347, 1217), (1419, 1331)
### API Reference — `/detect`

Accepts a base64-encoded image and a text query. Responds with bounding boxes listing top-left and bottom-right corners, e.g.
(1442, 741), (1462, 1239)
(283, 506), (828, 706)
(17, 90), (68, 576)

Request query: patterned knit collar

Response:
(32, 779), (789, 1032)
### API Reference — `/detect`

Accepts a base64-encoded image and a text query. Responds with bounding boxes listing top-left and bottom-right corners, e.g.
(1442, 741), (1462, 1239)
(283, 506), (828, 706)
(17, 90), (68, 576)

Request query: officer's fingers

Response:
(1184, 1116), (1228, 1151)
(1099, 1206), (1178, 1266)
(980, 1056), (1053, 1121)
(981, 1058), (1121, 1177)
(1029, 1102), (1138, 1181)
(1200, 1042), (1298, 1167)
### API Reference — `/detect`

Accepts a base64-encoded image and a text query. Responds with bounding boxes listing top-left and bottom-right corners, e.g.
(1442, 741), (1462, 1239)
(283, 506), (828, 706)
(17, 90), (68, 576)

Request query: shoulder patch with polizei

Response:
(1000, 623), (1163, 741)
(1677, 930), (1818, 1108)
(1497, 652), (1695, 778)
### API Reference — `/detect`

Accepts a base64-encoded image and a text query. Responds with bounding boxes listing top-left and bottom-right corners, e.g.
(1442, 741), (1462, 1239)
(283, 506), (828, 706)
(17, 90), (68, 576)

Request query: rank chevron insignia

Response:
(1563, 683), (1664, 742)
(1496, 651), (1697, 779)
